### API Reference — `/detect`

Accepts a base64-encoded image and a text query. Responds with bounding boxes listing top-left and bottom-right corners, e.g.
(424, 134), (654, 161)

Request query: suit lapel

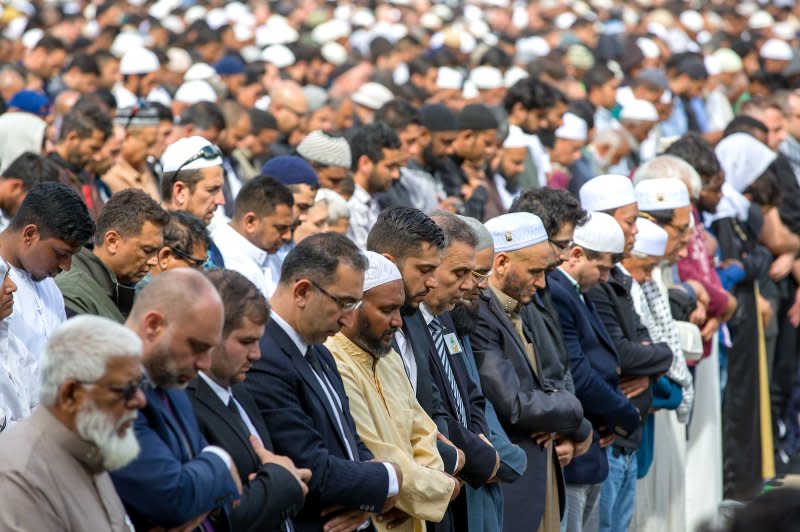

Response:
(144, 385), (193, 460)
(233, 384), (275, 451)
(405, 312), (460, 417)
(483, 289), (531, 368)
(269, 322), (354, 455)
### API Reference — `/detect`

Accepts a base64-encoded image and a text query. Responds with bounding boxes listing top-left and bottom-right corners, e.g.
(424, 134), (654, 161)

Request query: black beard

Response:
(538, 128), (556, 149)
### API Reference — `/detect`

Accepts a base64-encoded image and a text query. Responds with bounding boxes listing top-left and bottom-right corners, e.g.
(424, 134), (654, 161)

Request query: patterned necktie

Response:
(428, 316), (468, 426)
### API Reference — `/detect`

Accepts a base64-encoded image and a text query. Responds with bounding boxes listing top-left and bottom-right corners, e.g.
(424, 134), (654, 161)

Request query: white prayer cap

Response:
(352, 82), (394, 110)
(436, 66), (464, 90)
(111, 32), (145, 58)
(503, 127), (530, 149)
(165, 47), (192, 74)
(484, 212), (548, 253)
(161, 136), (222, 173)
(162, 15), (185, 35)
(749, 10), (774, 29)
(298, 130), (352, 169)
(635, 178), (690, 211)
(679, 10), (704, 33)
(504, 66), (529, 88)
(579, 174), (636, 212)
(4, 17), (27, 41)
(516, 36), (550, 62)
(715, 132), (777, 193)
(421, 12), (443, 31)
(469, 66), (503, 90)
(225, 2), (249, 19)
(184, 5), (207, 25)
(620, 98), (659, 122)
(184, 63), (217, 82)
(206, 8), (229, 30)
(321, 42), (348, 65)
(233, 24), (254, 43)
(363, 251), (402, 292)
(633, 218), (668, 257)
(21, 28), (43, 50)
(351, 8), (376, 28)
(736, 2), (759, 16)
(573, 212), (624, 254)
(555, 113), (588, 142)
(760, 38), (793, 61)
(312, 19), (351, 44)
(174, 80), (218, 104)
(555, 11), (577, 30)
(712, 48), (743, 73)
(255, 17), (299, 47)
(119, 47), (160, 76)
(704, 55), (721, 77)
(261, 45), (296, 69)
(462, 80), (479, 100)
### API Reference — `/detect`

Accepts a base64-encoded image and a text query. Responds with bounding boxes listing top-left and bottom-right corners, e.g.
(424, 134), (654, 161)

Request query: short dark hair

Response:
(206, 268), (269, 337)
(723, 116), (768, 138)
(408, 55), (434, 77)
(429, 212), (478, 248)
(280, 232), (368, 287)
(9, 183), (95, 247)
(745, 167), (780, 207)
(163, 210), (209, 253)
(640, 209), (676, 226)
(59, 106), (113, 142)
(511, 188), (588, 236)
(94, 188), (170, 246)
(2, 152), (60, 190)
(161, 169), (205, 202)
(584, 64), (615, 93)
(249, 109), (277, 133)
(503, 78), (565, 114)
(370, 36), (393, 61)
(180, 102), (226, 132)
(664, 134), (722, 181)
(150, 101), (173, 123)
(348, 121), (401, 171)
(33, 35), (66, 52)
(66, 52), (99, 75)
(479, 46), (512, 70)
(234, 175), (294, 220)
(367, 206), (446, 261)
(374, 99), (422, 132)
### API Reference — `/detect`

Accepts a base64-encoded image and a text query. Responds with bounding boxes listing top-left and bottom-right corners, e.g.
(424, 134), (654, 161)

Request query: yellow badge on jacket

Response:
(444, 333), (462, 355)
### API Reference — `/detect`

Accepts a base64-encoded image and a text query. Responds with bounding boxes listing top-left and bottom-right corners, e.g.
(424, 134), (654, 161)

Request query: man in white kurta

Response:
(326, 251), (456, 532)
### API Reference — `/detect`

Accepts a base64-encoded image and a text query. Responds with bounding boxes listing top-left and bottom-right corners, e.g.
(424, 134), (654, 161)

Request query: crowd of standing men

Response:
(2, 0), (800, 531)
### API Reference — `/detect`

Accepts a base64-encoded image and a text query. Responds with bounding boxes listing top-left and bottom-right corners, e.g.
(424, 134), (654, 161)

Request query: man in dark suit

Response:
(547, 212), (641, 532)
(417, 213), (501, 530)
(366, 207), (468, 490)
(246, 233), (403, 532)
(188, 269), (310, 531)
(112, 269), (242, 531)
(471, 212), (587, 532)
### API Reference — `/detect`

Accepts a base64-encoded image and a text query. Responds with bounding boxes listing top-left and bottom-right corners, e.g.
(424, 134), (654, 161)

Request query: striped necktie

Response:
(428, 316), (468, 426)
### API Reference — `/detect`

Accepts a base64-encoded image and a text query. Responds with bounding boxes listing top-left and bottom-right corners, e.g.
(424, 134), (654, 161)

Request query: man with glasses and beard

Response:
(112, 269), (242, 531)
(0, 315), (145, 530)
(326, 251), (459, 532)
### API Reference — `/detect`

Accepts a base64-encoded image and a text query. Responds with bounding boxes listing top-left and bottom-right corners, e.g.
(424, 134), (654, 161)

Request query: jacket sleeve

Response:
(551, 291), (641, 437)
(245, 355), (389, 513)
(232, 463), (305, 532)
(588, 285), (674, 377)
(469, 306), (584, 436)
(110, 411), (238, 527)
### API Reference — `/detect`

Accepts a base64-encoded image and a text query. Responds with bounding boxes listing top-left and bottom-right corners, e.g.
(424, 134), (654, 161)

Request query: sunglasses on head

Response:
(169, 246), (207, 268)
(173, 144), (222, 176)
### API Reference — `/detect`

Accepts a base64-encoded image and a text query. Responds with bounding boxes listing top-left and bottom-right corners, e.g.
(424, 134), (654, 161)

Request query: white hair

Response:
(39, 315), (143, 407)
(632, 154), (702, 200)
(315, 187), (350, 222)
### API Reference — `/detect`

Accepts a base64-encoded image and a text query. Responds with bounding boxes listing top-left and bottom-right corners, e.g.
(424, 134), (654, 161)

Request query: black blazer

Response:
(245, 319), (390, 532)
(403, 309), (498, 488)
(469, 288), (585, 531)
(187, 377), (305, 532)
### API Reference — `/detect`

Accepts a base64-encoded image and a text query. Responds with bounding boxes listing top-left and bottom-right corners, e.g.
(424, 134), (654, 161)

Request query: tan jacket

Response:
(326, 333), (455, 532)
(0, 407), (132, 531)
(103, 159), (161, 201)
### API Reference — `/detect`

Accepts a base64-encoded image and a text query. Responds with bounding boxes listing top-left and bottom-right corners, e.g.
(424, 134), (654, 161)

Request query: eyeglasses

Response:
(169, 246), (207, 268)
(549, 239), (573, 252)
(471, 270), (492, 282)
(308, 279), (362, 311)
(77, 376), (147, 403)
(172, 145), (222, 176)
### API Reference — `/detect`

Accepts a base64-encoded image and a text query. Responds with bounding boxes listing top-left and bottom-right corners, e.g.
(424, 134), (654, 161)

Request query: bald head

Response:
(54, 90), (81, 115)
(270, 80), (307, 111)
(133, 268), (220, 316)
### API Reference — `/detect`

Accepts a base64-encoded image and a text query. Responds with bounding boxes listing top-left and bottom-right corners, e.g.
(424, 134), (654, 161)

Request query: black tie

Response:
(226, 396), (251, 438)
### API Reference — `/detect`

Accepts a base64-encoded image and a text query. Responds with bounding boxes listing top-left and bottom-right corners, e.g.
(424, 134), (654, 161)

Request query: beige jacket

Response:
(0, 407), (132, 531)
(103, 159), (161, 201)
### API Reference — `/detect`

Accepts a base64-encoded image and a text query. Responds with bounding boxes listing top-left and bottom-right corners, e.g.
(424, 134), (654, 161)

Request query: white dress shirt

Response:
(393, 329), (418, 393)
(2, 269), (66, 430)
(211, 222), (277, 298)
(346, 184), (380, 250)
(269, 311), (399, 499)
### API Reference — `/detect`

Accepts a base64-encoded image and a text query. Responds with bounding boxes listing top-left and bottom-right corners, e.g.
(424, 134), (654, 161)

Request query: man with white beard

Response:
(0, 315), (145, 530)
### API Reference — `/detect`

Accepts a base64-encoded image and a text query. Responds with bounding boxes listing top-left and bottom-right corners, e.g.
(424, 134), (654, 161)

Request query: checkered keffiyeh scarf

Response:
(640, 280), (695, 424)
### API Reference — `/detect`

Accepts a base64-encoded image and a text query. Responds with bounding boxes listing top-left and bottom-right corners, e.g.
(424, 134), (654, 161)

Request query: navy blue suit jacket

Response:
(111, 385), (239, 530)
(245, 318), (389, 531)
(547, 269), (641, 485)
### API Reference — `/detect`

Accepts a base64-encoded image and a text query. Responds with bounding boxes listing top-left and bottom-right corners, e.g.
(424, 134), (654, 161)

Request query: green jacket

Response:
(55, 247), (135, 323)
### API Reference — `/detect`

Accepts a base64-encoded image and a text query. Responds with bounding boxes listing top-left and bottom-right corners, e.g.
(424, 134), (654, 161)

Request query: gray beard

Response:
(76, 404), (141, 471)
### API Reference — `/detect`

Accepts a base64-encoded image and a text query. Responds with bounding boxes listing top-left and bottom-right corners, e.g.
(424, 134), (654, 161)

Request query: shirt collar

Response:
(198, 371), (232, 406)
(270, 310), (310, 356)
(557, 266), (583, 294)
(218, 222), (270, 268)
(419, 303), (435, 325)
(352, 184), (373, 204)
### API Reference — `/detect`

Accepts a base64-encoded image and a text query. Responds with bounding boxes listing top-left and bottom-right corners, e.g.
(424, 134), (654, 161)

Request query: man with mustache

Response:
(0, 315), (146, 530)
(112, 268), (243, 531)
(56, 188), (170, 322)
(326, 251), (459, 532)
(188, 269), (310, 531)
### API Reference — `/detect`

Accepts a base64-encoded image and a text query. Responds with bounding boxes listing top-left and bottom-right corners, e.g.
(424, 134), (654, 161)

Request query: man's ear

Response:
(292, 279), (313, 309)
(104, 230), (121, 255)
(55, 380), (85, 414)
(157, 246), (172, 270)
(21, 223), (40, 246)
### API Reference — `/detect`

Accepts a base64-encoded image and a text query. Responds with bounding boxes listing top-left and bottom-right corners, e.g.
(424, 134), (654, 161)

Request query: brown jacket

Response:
(103, 159), (161, 201)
